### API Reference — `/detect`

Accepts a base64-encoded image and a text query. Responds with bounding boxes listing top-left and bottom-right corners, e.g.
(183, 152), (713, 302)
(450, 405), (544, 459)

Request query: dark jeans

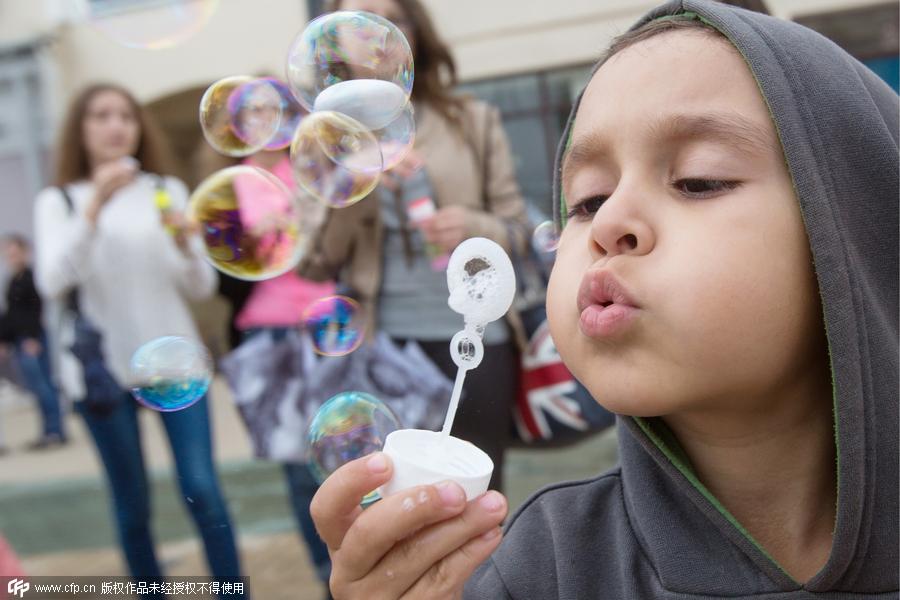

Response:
(400, 338), (519, 493)
(14, 334), (64, 437)
(241, 327), (332, 584)
(283, 463), (331, 583)
(76, 394), (243, 593)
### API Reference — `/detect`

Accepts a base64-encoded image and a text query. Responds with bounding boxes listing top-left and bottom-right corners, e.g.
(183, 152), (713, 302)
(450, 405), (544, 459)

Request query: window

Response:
(459, 65), (593, 218)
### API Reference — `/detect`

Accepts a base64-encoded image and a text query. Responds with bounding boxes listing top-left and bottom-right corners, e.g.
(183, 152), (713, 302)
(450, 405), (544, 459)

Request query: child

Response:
(0, 234), (66, 449)
(309, 1), (898, 597)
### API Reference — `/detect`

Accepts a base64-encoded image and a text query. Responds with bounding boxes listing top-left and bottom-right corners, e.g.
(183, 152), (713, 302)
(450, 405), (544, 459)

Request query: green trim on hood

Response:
(626, 8), (845, 584)
(632, 416), (795, 582)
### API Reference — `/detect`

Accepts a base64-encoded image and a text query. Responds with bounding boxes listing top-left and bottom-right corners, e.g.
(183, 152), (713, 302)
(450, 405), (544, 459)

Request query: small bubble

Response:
(130, 337), (211, 412)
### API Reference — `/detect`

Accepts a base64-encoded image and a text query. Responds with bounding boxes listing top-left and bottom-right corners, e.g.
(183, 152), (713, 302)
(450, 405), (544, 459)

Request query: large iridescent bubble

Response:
(188, 165), (307, 280)
(261, 77), (308, 151)
(83, 0), (219, 50)
(200, 76), (283, 157)
(290, 110), (382, 207)
(130, 337), (212, 412)
(373, 101), (416, 171)
(308, 391), (401, 503)
(286, 10), (414, 113)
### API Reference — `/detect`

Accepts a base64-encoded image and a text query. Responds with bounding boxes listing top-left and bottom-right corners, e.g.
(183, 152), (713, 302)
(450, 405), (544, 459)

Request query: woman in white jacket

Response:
(33, 83), (244, 586)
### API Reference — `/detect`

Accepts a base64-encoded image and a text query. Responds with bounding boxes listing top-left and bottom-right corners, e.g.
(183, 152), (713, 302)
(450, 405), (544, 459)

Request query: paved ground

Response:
(0, 377), (618, 599)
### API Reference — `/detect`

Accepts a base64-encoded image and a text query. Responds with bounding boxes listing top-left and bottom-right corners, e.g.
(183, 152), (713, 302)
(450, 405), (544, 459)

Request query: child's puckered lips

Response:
(577, 270), (640, 338)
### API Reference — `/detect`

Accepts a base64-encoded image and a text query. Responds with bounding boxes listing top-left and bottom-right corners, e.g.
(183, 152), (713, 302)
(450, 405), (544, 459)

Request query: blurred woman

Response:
(33, 83), (244, 586)
(303, 0), (531, 492)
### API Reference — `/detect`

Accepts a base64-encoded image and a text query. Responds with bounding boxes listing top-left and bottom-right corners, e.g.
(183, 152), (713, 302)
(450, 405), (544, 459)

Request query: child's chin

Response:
(588, 385), (670, 418)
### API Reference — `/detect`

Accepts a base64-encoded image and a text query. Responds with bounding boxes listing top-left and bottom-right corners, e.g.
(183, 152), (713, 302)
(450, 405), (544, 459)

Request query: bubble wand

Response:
(379, 237), (516, 500)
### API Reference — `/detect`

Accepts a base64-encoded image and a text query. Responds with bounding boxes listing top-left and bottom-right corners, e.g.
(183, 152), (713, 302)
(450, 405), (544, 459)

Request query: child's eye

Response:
(674, 178), (740, 197)
(566, 195), (608, 221)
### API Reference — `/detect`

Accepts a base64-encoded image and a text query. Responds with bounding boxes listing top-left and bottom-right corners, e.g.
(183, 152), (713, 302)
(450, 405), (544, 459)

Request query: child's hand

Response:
(312, 452), (507, 599)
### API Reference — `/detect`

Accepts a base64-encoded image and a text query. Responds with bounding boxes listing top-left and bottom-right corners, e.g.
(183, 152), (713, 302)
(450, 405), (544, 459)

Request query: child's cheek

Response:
(544, 256), (577, 358)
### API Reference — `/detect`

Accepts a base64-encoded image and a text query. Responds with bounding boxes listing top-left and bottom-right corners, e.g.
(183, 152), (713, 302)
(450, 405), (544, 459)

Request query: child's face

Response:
(547, 30), (825, 417)
(2, 242), (27, 272)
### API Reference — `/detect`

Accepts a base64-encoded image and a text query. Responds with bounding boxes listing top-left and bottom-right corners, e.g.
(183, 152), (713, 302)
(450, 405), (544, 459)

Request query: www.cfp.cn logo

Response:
(7, 578), (29, 598)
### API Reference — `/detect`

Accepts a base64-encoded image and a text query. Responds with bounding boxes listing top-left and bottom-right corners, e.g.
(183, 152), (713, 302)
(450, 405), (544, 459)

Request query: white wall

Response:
(0, 0), (889, 129)
(1, 0), (309, 117)
(424, 0), (891, 81)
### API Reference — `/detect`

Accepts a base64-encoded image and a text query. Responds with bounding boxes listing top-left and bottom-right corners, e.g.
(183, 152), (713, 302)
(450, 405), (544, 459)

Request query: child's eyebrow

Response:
(649, 112), (775, 158)
(561, 112), (775, 197)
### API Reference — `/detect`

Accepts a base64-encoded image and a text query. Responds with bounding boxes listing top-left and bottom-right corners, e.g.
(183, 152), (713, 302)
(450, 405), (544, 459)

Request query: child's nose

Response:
(589, 209), (654, 260)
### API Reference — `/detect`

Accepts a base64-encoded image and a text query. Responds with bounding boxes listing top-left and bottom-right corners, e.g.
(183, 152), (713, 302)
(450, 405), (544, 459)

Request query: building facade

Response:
(0, 0), (896, 246)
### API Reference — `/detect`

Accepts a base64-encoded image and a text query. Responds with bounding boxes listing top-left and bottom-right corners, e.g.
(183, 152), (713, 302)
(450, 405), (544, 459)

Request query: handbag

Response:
(463, 104), (614, 446)
(57, 187), (124, 416)
(220, 329), (454, 462)
(506, 231), (615, 446)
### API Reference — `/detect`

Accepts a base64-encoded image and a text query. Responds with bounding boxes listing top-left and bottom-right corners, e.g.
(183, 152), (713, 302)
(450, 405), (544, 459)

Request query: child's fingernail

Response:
(481, 527), (501, 541)
(478, 491), (504, 512)
(436, 481), (465, 506)
(367, 453), (388, 474)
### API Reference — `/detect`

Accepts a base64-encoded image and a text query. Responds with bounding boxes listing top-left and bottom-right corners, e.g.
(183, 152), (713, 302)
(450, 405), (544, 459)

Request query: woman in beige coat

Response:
(302, 0), (531, 493)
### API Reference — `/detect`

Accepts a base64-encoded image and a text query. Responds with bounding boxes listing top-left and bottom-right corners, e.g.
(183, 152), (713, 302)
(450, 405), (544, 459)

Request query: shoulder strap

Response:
(54, 186), (80, 312)
(57, 186), (74, 215)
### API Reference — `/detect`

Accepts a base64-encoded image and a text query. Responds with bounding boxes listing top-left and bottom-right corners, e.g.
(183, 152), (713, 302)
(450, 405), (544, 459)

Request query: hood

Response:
(552, 0), (899, 592)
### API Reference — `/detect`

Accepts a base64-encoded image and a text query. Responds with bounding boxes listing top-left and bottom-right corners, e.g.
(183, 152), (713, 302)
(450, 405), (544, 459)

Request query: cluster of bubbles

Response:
(129, 336), (212, 412)
(130, 10), (413, 417)
(189, 9), (417, 283)
(286, 10), (416, 208)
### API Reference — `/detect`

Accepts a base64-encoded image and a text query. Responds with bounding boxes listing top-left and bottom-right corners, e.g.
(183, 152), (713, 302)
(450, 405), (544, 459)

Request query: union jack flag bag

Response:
(509, 227), (616, 446)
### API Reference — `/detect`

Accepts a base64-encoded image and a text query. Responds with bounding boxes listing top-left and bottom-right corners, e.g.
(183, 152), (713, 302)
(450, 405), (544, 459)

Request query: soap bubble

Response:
(130, 336), (211, 411)
(188, 165), (307, 280)
(373, 101), (416, 171)
(308, 391), (401, 503)
(261, 78), (307, 151)
(301, 295), (365, 356)
(82, 0), (218, 50)
(313, 79), (407, 131)
(286, 10), (414, 113)
(290, 110), (381, 207)
(446, 238), (517, 324)
(200, 76), (283, 157)
(532, 221), (560, 253)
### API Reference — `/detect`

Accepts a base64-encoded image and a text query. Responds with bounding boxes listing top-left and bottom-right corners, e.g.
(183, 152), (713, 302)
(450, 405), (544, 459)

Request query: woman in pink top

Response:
(235, 151), (335, 332)
(233, 148), (336, 591)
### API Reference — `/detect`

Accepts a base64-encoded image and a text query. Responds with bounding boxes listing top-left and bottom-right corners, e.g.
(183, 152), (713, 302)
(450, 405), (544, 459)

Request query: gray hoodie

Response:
(465, 1), (899, 597)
